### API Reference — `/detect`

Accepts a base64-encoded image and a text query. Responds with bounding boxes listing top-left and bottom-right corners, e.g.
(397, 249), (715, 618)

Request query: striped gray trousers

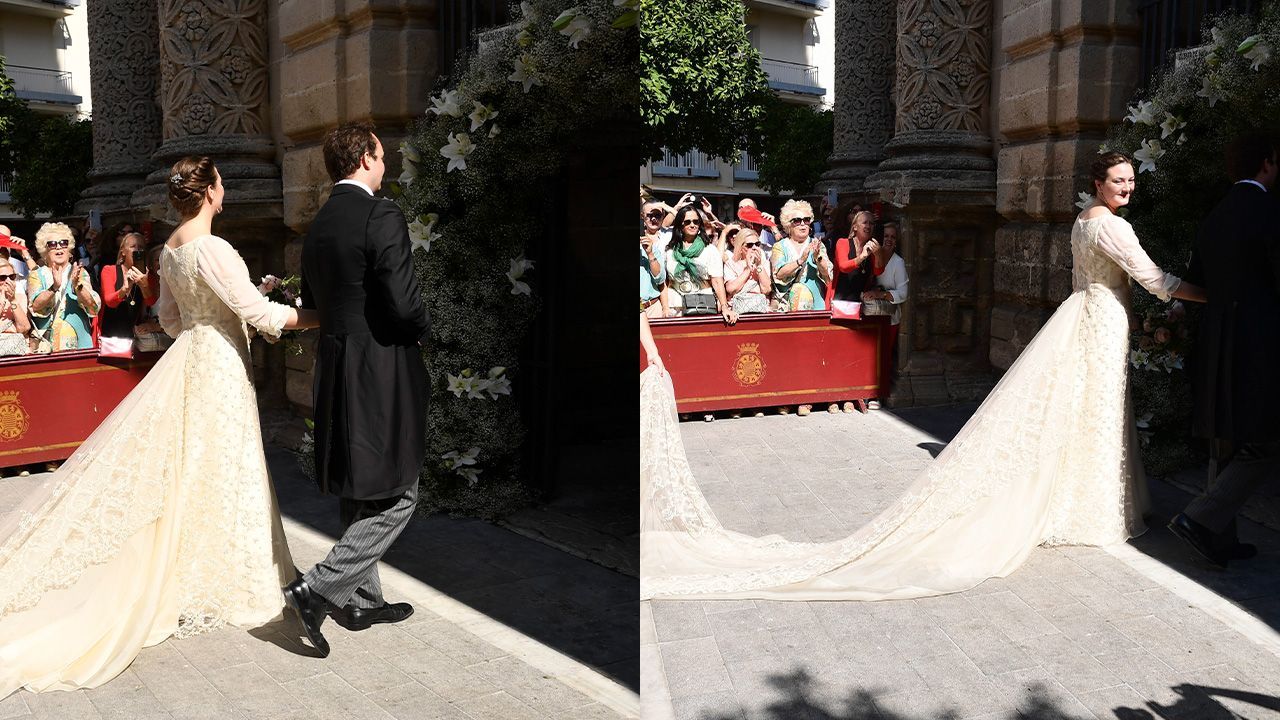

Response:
(303, 484), (419, 609)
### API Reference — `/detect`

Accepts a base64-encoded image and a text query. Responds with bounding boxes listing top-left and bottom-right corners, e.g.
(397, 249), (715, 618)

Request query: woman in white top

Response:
(863, 221), (910, 408)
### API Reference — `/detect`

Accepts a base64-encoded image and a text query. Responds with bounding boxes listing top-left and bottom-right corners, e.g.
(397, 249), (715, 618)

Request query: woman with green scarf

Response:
(665, 204), (735, 324)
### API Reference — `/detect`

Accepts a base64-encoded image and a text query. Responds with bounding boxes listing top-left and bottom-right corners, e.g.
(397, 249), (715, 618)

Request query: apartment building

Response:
(640, 0), (832, 205)
(0, 0), (90, 220)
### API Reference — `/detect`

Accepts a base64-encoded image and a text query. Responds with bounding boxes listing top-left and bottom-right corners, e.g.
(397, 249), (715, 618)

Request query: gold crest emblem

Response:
(0, 390), (29, 442)
(733, 343), (766, 386)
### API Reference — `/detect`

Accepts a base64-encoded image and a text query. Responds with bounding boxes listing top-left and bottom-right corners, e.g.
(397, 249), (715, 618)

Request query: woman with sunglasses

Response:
(769, 199), (832, 312)
(665, 204), (734, 323)
(0, 257), (31, 356)
(28, 222), (101, 352)
(722, 226), (772, 315)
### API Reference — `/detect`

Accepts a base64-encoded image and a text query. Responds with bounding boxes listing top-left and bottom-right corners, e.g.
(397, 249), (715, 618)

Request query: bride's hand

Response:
(647, 353), (665, 377)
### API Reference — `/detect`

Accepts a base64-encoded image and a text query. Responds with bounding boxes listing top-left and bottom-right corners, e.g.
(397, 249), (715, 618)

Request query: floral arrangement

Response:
(257, 274), (306, 355)
(391, 0), (637, 517)
(1103, 4), (1280, 474)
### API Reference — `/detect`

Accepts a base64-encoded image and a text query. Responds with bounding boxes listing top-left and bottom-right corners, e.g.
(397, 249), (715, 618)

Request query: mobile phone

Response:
(132, 250), (145, 265)
(88, 209), (102, 233)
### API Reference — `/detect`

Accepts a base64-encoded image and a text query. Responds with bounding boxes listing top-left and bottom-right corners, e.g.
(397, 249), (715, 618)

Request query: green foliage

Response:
(397, 0), (636, 518)
(1104, 4), (1280, 474)
(750, 96), (834, 195)
(639, 0), (772, 162)
(0, 56), (94, 218)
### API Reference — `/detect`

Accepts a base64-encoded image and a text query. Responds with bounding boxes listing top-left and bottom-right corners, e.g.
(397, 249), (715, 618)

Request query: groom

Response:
(284, 122), (431, 656)
(1170, 132), (1280, 569)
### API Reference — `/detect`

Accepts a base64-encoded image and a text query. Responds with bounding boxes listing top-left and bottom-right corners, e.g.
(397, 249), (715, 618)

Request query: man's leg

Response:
(304, 483), (418, 608)
(1184, 441), (1280, 535)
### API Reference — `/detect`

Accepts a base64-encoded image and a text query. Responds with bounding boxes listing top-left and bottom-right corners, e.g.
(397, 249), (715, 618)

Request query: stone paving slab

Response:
(1, 445), (638, 719)
(644, 404), (1280, 720)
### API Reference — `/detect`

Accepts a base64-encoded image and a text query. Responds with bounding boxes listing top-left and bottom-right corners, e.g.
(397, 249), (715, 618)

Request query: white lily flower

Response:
(1244, 40), (1271, 70)
(468, 102), (498, 132)
(520, 0), (537, 26)
(1135, 412), (1152, 430)
(485, 367), (512, 398)
(447, 373), (468, 397)
(1124, 100), (1156, 126)
(1210, 26), (1227, 50)
(1075, 191), (1095, 210)
(429, 89), (463, 117)
(408, 212), (439, 253)
(399, 164), (417, 187)
(1159, 113), (1185, 139)
(1196, 77), (1222, 108)
(553, 8), (592, 49)
(488, 124), (501, 138)
(1133, 138), (1165, 174)
(439, 132), (475, 173)
(509, 54), (542, 93)
(460, 468), (481, 486)
(442, 446), (480, 470)
(399, 141), (422, 164)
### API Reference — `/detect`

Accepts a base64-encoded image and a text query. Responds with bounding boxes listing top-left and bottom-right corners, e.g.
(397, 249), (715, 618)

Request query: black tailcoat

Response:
(1187, 182), (1280, 442)
(301, 184), (431, 499)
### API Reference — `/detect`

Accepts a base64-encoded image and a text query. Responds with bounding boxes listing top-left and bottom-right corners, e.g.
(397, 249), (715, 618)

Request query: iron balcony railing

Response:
(733, 151), (759, 181)
(1138, 0), (1259, 86)
(760, 58), (823, 96)
(653, 148), (720, 178)
(7, 65), (78, 103)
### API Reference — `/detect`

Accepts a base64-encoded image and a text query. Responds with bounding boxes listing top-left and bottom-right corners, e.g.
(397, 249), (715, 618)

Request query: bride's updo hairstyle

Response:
(168, 156), (218, 218)
(1090, 151), (1132, 196)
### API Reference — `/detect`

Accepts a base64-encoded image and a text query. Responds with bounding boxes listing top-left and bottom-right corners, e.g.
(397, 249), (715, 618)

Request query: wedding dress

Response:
(641, 206), (1179, 601)
(0, 234), (296, 696)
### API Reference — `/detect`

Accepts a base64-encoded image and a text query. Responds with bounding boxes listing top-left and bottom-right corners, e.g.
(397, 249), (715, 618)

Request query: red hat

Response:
(0, 233), (22, 252)
(737, 206), (776, 228)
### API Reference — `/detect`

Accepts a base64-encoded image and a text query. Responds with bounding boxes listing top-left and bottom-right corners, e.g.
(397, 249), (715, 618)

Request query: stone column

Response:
(817, 0), (895, 195)
(989, 1), (1140, 368)
(75, 0), (162, 218)
(132, 0), (282, 235)
(864, 0), (998, 406)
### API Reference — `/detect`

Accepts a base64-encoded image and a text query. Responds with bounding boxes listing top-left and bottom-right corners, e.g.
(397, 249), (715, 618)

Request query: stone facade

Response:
(823, 0), (1142, 403)
(77, 0), (441, 408)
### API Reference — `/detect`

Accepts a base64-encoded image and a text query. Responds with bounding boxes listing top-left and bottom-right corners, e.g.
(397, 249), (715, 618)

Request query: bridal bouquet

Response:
(257, 274), (306, 355)
(1130, 300), (1190, 374)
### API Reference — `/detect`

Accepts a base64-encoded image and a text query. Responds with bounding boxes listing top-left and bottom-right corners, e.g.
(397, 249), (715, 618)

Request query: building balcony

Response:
(733, 151), (759, 181)
(8, 65), (81, 107)
(653, 148), (720, 179)
(0, 0), (78, 18)
(746, 0), (827, 17)
(761, 58), (824, 98)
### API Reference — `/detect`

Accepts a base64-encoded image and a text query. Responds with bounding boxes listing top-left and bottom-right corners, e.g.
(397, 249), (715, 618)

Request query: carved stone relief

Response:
(894, 0), (991, 135)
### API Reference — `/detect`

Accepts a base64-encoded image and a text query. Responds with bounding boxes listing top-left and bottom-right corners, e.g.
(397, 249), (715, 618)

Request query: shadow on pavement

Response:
(693, 669), (1280, 720)
(265, 446), (639, 692)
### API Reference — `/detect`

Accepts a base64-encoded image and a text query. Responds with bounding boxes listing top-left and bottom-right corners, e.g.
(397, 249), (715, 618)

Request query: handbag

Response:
(730, 292), (768, 315)
(681, 292), (718, 316)
(99, 335), (134, 359)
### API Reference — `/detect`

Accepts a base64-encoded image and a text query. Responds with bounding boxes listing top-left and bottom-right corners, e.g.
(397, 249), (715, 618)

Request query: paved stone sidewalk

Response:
(0, 447), (638, 720)
(643, 405), (1280, 720)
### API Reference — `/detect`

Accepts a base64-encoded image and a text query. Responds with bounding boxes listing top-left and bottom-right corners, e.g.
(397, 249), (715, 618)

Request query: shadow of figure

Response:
(916, 441), (946, 459)
(247, 619), (326, 659)
(693, 669), (1280, 720)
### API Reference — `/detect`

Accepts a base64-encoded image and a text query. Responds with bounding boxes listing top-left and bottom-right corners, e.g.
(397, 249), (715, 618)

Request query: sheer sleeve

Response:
(1096, 216), (1181, 301)
(156, 275), (183, 338)
(195, 236), (291, 338)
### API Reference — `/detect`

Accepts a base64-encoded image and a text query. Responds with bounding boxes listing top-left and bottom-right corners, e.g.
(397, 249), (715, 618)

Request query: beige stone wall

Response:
(989, 0), (1140, 368)
(273, 0), (440, 410)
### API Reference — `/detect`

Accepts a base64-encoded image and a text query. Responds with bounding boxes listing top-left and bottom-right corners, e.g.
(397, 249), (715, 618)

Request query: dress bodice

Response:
(160, 238), (244, 335)
(1069, 211), (1181, 301)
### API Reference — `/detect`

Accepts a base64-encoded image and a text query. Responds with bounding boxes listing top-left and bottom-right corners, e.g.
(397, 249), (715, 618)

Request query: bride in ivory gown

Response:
(0, 156), (318, 697)
(641, 152), (1206, 601)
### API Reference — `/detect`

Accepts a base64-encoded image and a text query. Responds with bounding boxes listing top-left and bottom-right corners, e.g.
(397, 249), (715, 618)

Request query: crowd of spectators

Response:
(0, 219), (171, 358)
(639, 189), (910, 412)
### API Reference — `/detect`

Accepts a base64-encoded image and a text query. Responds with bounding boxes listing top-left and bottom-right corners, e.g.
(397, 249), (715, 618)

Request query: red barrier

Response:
(0, 350), (159, 468)
(642, 311), (887, 413)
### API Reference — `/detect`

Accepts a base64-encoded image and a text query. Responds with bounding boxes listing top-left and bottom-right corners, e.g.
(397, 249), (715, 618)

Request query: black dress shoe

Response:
(283, 578), (331, 657)
(337, 602), (414, 631)
(1167, 513), (1229, 569)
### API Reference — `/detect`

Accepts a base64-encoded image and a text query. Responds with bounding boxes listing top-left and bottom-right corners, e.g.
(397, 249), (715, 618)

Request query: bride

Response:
(0, 156), (318, 696)
(641, 152), (1206, 601)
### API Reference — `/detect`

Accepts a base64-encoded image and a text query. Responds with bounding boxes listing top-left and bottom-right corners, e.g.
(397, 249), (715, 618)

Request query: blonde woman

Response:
(27, 222), (101, 351)
(770, 199), (832, 311)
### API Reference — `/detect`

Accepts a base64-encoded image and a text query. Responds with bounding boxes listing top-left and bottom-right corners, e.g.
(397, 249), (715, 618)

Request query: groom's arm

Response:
(368, 200), (431, 346)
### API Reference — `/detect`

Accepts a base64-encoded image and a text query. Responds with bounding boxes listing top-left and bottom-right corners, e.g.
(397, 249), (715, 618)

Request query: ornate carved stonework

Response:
(133, 0), (280, 225)
(76, 0), (162, 214)
(894, 0), (990, 134)
(866, 0), (995, 195)
(158, 0), (270, 140)
(819, 0), (895, 192)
